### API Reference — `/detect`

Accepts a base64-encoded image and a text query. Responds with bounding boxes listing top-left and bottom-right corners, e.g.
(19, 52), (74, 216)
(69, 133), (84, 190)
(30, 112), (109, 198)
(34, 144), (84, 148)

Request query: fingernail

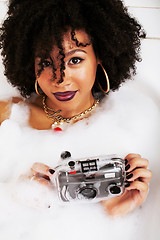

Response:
(49, 169), (55, 174)
(125, 164), (130, 171)
(125, 180), (130, 184)
(126, 173), (133, 179)
(125, 159), (128, 165)
(125, 183), (130, 188)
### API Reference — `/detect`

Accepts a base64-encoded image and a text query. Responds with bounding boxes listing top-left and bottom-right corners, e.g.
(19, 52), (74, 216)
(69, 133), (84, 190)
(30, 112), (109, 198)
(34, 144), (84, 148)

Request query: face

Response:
(35, 30), (99, 117)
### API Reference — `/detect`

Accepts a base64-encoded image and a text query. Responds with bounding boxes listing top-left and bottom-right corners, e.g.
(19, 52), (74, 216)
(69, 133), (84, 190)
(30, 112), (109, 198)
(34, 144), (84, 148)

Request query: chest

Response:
(28, 104), (53, 130)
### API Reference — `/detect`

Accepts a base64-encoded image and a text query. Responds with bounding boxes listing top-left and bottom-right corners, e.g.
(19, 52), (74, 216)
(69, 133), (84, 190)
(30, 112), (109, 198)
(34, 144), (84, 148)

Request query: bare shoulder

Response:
(0, 95), (51, 129)
(0, 97), (23, 124)
(12, 96), (24, 104)
(27, 95), (52, 130)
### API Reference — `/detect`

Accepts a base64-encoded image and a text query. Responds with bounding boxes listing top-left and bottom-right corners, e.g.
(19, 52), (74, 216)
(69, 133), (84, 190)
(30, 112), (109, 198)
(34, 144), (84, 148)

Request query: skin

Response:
(34, 30), (97, 118)
(0, 30), (152, 216)
(0, 30), (98, 129)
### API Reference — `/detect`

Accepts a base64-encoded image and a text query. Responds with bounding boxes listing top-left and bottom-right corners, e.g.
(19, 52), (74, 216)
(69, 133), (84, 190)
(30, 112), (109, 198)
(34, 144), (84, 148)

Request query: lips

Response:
(53, 91), (78, 101)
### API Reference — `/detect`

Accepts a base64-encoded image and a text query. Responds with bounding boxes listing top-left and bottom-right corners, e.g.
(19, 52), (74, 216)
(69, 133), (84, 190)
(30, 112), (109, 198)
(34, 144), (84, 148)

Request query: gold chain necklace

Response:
(42, 96), (99, 131)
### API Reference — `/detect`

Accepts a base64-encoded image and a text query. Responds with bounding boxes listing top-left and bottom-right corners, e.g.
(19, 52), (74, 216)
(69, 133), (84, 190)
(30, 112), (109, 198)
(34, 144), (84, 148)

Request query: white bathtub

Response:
(0, 1), (160, 239)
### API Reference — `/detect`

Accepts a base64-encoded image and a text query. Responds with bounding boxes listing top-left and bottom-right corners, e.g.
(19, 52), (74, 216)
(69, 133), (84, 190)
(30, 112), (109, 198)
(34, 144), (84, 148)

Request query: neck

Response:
(42, 94), (99, 126)
(46, 94), (95, 119)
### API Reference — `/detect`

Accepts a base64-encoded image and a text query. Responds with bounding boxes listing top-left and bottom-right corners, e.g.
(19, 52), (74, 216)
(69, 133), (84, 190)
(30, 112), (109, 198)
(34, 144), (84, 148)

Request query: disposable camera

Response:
(52, 151), (126, 203)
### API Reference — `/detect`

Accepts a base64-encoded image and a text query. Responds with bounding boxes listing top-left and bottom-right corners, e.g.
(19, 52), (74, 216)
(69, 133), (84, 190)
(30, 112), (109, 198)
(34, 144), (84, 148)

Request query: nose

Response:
(56, 72), (64, 85)
(57, 78), (63, 84)
(52, 67), (63, 85)
(54, 68), (71, 87)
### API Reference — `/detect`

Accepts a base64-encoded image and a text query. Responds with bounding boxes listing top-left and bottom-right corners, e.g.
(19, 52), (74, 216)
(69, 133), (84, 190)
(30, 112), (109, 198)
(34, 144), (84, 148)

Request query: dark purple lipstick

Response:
(53, 90), (78, 101)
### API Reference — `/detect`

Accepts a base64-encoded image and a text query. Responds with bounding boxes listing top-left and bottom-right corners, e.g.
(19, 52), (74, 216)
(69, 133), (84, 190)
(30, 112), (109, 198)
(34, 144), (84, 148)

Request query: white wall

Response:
(0, 0), (160, 98)
(0, 0), (7, 24)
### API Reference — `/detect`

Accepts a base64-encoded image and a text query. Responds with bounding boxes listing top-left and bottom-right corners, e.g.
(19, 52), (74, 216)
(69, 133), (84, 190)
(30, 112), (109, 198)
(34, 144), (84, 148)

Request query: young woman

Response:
(0, 0), (152, 216)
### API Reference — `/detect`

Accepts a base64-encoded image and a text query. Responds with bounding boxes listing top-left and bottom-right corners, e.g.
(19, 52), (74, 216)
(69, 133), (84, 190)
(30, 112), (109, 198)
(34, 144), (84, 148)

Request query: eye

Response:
(68, 57), (84, 65)
(41, 60), (52, 68)
(38, 59), (52, 69)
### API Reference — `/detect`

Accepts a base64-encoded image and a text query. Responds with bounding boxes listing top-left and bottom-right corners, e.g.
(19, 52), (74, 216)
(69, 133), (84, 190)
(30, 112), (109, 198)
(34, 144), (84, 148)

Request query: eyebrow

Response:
(65, 49), (87, 56)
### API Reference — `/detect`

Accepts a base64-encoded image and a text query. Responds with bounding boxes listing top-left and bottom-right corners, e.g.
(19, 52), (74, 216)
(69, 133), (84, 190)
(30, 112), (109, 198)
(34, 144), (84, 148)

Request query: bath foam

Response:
(0, 79), (159, 240)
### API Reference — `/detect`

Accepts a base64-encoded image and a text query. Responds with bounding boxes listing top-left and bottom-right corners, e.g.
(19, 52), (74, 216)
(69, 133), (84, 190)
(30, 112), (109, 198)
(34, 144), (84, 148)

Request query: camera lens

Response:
(79, 187), (97, 199)
(109, 186), (121, 194)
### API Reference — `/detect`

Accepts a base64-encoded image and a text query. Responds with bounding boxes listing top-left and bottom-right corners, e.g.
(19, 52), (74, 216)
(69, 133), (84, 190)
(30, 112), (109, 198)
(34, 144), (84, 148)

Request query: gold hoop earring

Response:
(97, 64), (110, 93)
(35, 79), (44, 96)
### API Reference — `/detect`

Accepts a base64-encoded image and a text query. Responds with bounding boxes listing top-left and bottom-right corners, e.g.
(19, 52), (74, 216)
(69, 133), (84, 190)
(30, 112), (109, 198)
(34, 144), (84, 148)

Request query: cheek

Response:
(80, 64), (97, 88)
(36, 70), (53, 87)
(71, 70), (90, 90)
(71, 64), (97, 89)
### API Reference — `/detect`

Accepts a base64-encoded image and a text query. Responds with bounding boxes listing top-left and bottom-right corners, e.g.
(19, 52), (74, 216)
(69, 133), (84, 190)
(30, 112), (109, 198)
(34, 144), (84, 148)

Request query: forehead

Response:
(51, 30), (91, 56)
(64, 30), (90, 49)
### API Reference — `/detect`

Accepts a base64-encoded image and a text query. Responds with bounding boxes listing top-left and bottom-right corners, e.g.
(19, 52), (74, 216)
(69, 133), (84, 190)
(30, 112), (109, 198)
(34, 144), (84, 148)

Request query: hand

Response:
(17, 163), (56, 208)
(20, 162), (55, 188)
(101, 153), (152, 217)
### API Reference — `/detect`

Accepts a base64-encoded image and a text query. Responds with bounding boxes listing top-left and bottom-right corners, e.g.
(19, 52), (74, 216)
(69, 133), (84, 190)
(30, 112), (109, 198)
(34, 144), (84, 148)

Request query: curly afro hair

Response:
(0, 0), (145, 98)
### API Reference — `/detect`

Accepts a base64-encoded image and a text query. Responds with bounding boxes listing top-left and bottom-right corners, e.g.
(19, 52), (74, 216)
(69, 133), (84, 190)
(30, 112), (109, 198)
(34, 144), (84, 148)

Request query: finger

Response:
(101, 190), (141, 217)
(125, 157), (149, 173)
(126, 168), (152, 183)
(125, 153), (141, 162)
(110, 181), (149, 215)
(31, 162), (55, 177)
(30, 176), (51, 187)
(102, 196), (138, 217)
(19, 174), (53, 188)
(125, 181), (149, 203)
(101, 190), (136, 213)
